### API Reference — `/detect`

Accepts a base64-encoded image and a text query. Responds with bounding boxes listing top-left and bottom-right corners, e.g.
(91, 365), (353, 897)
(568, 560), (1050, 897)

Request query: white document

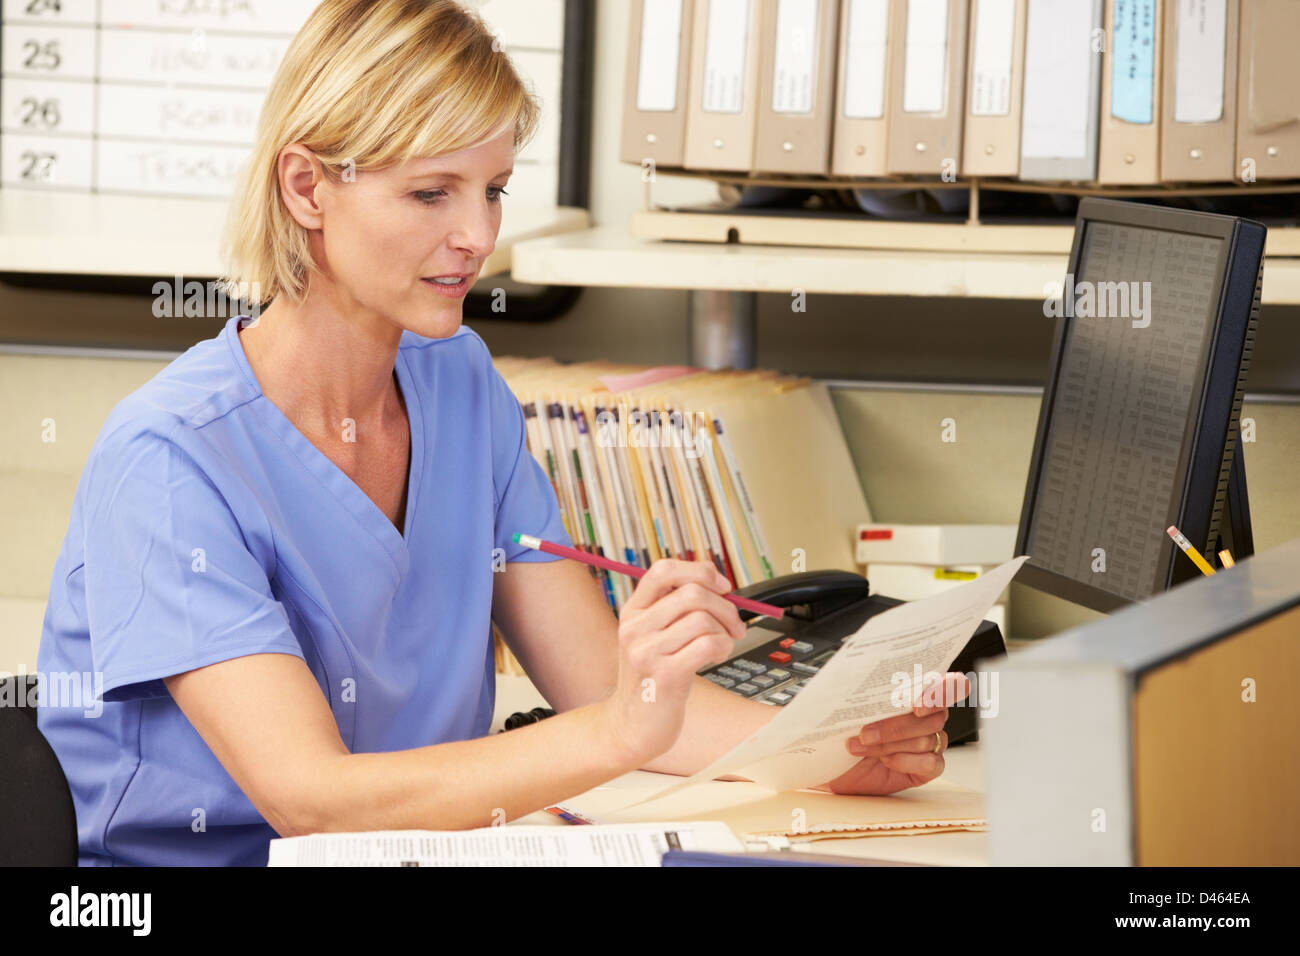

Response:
(1021, 0), (1098, 158)
(1173, 0), (1227, 124)
(620, 557), (1028, 808)
(902, 0), (949, 114)
(267, 822), (744, 867)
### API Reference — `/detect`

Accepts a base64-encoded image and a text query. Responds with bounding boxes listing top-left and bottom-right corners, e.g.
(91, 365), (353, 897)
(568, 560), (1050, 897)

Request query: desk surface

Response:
(513, 749), (988, 866)
(496, 677), (989, 867)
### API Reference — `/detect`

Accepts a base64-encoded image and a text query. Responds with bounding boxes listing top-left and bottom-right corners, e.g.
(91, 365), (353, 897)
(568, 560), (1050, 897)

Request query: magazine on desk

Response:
(267, 822), (743, 867)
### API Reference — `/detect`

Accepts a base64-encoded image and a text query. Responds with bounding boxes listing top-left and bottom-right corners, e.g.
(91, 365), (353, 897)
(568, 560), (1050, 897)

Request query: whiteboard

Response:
(0, 0), (563, 201)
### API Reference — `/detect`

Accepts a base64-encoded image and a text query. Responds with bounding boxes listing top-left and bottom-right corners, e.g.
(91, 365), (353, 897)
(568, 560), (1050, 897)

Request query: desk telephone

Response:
(698, 569), (1007, 745)
(502, 569), (1005, 744)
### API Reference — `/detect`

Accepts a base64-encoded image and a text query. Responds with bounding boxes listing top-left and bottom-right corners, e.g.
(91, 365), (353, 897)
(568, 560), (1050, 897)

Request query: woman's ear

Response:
(276, 144), (329, 230)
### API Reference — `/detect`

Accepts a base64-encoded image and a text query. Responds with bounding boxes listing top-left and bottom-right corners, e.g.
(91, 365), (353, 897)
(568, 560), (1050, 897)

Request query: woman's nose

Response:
(448, 199), (497, 257)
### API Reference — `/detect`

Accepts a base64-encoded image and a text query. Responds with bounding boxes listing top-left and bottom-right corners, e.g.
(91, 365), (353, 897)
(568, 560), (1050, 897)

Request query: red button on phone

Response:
(769, 651), (792, 664)
(779, 638), (795, 649)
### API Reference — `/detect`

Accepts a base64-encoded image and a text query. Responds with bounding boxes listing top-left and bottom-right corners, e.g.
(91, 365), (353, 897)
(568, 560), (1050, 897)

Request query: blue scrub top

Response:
(36, 314), (572, 866)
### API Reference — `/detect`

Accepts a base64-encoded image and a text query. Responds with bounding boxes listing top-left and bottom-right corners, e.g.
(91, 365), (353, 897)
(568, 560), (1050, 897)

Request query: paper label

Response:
(1111, 0), (1157, 124)
(636, 0), (685, 112)
(842, 0), (889, 119)
(701, 0), (750, 113)
(1173, 0), (1226, 124)
(970, 0), (1016, 116)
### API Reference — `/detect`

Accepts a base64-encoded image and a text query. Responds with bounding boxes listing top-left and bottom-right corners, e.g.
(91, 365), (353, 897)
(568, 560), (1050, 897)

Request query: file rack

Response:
(509, 171), (1300, 370)
(631, 168), (1300, 256)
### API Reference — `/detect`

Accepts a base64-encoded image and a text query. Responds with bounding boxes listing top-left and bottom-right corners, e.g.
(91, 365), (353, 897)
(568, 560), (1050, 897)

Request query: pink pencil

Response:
(513, 533), (784, 620)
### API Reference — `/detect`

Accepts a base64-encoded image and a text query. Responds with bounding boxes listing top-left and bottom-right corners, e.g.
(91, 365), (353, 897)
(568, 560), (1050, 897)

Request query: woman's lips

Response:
(422, 276), (470, 298)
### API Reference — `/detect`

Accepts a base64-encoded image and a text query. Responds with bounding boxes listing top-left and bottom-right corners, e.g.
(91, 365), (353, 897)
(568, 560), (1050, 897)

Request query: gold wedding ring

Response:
(931, 731), (943, 754)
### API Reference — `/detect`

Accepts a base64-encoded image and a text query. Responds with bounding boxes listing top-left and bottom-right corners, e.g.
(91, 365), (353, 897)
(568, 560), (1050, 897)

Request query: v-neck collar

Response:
(223, 314), (421, 581)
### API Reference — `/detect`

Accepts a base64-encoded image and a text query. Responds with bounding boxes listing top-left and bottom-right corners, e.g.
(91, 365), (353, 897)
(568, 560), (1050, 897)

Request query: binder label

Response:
(636, 0), (685, 112)
(1173, 0), (1227, 124)
(771, 0), (819, 113)
(1111, 0), (1157, 124)
(970, 0), (1016, 117)
(902, 0), (949, 114)
(843, 0), (889, 119)
(702, 0), (750, 113)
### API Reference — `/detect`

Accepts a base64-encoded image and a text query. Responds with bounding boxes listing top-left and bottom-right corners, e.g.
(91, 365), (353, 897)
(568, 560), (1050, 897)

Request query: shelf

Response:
(631, 167), (1300, 255)
(511, 225), (1300, 303)
(0, 190), (591, 279)
(633, 207), (1300, 257)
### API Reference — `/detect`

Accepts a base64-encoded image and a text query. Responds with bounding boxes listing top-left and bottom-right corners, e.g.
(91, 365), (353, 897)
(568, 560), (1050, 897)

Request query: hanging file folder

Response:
(683, 0), (766, 171)
(1098, 0), (1163, 184)
(962, 0), (1026, 177)
(886, 0), (968, 176)
(1160, 0), (1237, 183)
(620, 0), (696, 169)
(830, 0), (893, 176)
(1235, 0), (1300, 181)
(752, 0), (840, 175)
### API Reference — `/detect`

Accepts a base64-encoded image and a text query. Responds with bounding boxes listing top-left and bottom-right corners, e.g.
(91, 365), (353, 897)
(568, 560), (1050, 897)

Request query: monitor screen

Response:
(1022, 221), (1226, 603)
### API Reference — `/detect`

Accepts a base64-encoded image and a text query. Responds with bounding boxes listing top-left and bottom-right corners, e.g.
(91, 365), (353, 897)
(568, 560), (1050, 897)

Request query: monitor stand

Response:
(1218, 425), (1255, 563)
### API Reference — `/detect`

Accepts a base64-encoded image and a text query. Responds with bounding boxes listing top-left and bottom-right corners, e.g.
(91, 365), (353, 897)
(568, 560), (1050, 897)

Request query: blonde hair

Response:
(220, 0), (541, 306)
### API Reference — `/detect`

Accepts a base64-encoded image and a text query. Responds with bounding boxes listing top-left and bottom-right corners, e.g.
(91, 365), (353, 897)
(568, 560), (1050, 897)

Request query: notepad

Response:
(558, 777), (987, 843)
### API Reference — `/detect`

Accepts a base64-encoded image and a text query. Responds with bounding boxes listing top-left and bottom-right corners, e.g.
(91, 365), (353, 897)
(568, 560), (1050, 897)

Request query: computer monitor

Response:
(1015, 198), (1266, 613)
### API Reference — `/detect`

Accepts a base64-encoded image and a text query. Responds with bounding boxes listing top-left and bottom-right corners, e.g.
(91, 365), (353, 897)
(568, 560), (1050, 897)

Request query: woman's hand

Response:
(820, 672), (971, 795)
(599, 559), (746, 765)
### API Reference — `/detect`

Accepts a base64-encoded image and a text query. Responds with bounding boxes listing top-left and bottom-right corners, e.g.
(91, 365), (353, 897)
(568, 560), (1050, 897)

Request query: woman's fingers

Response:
(622, 558), (731, 615)
(878, 750), (945, 779)
(913, 672), (970, 715)
(640, 607), (738, 660)
(852, 709), (948, 748)
(626, 579), (746, 644)
(848, 729), (946, 757)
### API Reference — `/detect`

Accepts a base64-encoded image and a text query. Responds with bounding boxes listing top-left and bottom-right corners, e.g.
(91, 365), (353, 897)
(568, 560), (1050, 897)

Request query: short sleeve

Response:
(486, 362), (573, 562)
(82, 424), (305, 703)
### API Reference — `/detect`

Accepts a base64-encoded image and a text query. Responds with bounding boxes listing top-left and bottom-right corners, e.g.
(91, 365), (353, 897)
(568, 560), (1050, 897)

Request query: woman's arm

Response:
(165, 559), (746, 835)
(163, 653), (643, 836)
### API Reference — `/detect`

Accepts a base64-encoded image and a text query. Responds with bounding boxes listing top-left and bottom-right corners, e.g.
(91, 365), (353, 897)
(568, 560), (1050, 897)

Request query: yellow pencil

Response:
(1218, 549), (1236, 569)
(1166, 525), (1215, 576)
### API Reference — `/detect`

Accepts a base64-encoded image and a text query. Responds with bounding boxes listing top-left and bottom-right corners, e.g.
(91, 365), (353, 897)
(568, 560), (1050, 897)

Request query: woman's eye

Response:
(414, 187), (509, 205)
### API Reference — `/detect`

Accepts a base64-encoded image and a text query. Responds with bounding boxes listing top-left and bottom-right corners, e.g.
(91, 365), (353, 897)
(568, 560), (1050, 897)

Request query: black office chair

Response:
(0, 674), (78, 865)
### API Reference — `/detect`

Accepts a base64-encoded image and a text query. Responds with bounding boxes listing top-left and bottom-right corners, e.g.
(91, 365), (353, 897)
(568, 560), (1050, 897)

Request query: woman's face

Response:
(305, 130), (515, 340)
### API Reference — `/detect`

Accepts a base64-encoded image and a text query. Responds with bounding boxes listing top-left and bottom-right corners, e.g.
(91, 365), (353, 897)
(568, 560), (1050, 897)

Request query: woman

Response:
(36, 0), (965, 866)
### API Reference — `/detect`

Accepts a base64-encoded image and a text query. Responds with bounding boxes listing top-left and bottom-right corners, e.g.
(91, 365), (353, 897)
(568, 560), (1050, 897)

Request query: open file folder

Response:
(496, 358), (873, 614)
